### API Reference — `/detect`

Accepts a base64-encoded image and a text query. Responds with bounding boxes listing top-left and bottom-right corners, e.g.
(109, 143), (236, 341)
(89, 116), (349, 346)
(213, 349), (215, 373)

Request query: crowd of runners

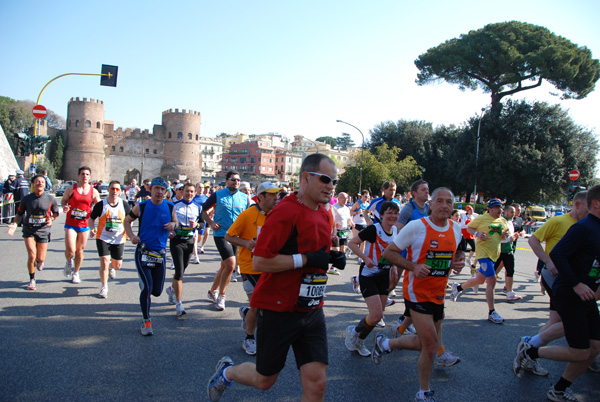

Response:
(5, 155), (600, 402)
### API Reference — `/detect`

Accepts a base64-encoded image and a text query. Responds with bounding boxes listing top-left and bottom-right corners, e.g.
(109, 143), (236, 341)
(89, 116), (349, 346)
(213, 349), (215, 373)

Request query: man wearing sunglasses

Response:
(208, 154), (337, 402)
(202, 171), (250, 310)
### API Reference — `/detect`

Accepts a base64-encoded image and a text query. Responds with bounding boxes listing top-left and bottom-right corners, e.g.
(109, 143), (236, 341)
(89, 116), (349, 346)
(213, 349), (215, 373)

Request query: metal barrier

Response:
(1, 193), (16, 223)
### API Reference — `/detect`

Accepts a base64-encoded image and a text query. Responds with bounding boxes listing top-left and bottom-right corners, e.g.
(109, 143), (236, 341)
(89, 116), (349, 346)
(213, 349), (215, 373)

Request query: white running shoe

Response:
(386, 298), (395, 307)
(109, 268), (116, 279)
(327, 267), (341, 275)
(140, 321), (153, 336)
(414, 390), (436, 402)
(27, 279), (36, 290)
(190, 255), (200, 264)
(344, 325), (370, 357)
(207, 290), (218, 303)
(166, 286), (176, 305)
(371, 333), (391, 365)
(35, 260), (44, 271)
(488, 310), (504, 324)
(98, 285), (108, 298)
(72, 272), (81, 284)
(230, 272), (238, 282)
(506, 291), (523, 302)
(546, 386), (579, 402)
(437, 350), (461, 367)
(389, 289), (397, 297)
(351, 276), (360, 294)
(176, 303), (186, 317)
(63, 261), (73, 277)
(450, 283), (461, 301)
(242, 338), (257, 355)
(207, 357), (233, 402)
(376, 318), (386, 328)
(216, 295), (226, 311)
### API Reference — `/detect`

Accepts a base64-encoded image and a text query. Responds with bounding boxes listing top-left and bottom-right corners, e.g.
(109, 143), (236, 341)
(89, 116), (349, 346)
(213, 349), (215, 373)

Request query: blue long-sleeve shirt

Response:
(550, 213), (600, 292)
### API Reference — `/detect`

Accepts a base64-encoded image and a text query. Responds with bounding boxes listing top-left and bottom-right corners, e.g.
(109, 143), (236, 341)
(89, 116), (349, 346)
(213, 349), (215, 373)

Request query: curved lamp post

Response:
(473, 108), (486, 205)
(336, 120), (364, 194)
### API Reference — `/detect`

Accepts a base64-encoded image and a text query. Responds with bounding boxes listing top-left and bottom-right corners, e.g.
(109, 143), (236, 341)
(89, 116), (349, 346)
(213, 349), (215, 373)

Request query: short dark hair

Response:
(381, 181), (396, 190)
(226, 170), (240, 180)
(184, 182), (196, 190)
(361, 190), (370, 196)
(143, 179), (151, 185)
(108, 180), (121, 188)
(586, 186), (600, 209)
(31, 174), (46, 184)
(512, 203), (521, 209)
(78, 166), (91, 175)
(380, 201), (400, 216)
(300, 153), (334, 175)
(410, 179), (428, 194)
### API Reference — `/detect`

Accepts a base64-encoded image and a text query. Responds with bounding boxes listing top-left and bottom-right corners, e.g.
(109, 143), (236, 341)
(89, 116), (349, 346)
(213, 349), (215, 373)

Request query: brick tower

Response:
(160, 108), (203, 183)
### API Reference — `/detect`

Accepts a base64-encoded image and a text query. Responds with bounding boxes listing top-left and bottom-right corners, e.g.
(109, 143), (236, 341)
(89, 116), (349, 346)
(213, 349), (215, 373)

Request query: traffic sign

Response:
(32, 105), (47, 119)
(569, 170), (580, 181)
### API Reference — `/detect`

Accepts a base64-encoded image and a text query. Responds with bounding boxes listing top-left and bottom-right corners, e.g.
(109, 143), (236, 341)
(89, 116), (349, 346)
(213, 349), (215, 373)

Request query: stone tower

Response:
(64, 97), (106, 181)
(160, 109), (203, 183)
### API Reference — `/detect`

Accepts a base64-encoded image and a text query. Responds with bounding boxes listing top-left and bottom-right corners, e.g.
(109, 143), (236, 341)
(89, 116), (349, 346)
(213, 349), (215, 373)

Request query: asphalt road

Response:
(0, 213), (598, 402)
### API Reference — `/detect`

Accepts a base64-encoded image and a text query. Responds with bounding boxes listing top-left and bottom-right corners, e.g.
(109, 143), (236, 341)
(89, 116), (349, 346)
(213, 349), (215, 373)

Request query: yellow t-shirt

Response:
(226, 205), (267, 274)
(532, 213), (576, 255)
(468, 213), (508, 261)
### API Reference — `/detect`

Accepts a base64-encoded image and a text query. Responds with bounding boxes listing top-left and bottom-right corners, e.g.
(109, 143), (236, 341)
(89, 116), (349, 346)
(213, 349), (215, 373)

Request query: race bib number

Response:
(28, 214), (46, 227)
(105, 217), (122, 232)
(71, 208), (88, 220)
(176, 226), (194, 238)
(297, 273), (328, 309)
(377, 256), (392, 270)
(425, 250), (453, 277)
(337, 230), (349, 239)
(590, 260), (600, 279)
(140, 248), (165, 267)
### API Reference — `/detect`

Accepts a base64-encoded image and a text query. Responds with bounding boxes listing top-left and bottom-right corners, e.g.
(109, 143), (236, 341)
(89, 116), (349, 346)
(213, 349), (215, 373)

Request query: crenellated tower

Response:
(64, 97), (106, 180)
(160, 108), (203, 182)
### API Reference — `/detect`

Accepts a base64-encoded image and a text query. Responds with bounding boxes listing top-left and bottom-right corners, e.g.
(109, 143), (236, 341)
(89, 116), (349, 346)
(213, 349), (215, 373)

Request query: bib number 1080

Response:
(302, 284), (326, 297)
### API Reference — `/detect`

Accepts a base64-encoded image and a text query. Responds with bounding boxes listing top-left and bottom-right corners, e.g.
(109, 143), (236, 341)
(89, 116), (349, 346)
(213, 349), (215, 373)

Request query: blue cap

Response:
(150, 176), (168, 189)
(488, 198), (502, 208)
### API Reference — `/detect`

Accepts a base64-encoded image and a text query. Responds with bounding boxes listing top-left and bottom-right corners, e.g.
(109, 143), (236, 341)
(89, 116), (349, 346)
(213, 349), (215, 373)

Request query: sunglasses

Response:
(229, 178), (241, 182)
(307, 172), (338, 186)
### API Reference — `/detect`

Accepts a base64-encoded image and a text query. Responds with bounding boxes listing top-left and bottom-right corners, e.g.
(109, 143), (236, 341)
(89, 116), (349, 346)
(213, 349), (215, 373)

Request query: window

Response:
(145, 148), (149, 154)
(119, 146), (123, 152)
(231, 157), (237, 163)
(111, 146), (115, 151)
(250, 157), (255, 163)
(97, 122), (101, 129)
(188, 133), (192, 139)
(233, 149), (238, 153)
(168, 132), (172, 139)
(240, 157), (246, 163)
(177, 132), (183, 139)
(153, 149), (157, 154)
(269, 167), (273, 171)
(269, 159), (272, 163)
(196, 135), (199, 140)
(76, 120), (80, 127)
(85, 120), (91, 128)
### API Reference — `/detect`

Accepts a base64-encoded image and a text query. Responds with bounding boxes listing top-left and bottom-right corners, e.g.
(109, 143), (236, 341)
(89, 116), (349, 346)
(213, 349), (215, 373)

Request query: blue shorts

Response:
(477, 258), (496, 278)
(64, 224), (90, 233)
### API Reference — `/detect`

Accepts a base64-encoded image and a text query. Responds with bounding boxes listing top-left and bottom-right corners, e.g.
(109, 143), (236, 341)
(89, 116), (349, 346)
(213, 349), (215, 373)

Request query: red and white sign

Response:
(569, 170), (580, 181)
(32, 104), (47, 119)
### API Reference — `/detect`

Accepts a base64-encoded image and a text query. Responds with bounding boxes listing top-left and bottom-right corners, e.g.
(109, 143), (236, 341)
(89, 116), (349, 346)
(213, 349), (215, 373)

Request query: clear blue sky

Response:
(1, 0), (599, 155)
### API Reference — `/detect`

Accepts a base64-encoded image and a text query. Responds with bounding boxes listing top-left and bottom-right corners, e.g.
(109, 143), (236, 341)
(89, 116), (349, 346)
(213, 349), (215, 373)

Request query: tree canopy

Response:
(315, 136), (337, 147)
(415, 21), (600, 115)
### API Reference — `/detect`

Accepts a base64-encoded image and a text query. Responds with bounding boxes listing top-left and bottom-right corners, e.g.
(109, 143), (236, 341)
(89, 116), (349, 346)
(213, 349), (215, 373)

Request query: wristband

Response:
(292, 254), (303, 269)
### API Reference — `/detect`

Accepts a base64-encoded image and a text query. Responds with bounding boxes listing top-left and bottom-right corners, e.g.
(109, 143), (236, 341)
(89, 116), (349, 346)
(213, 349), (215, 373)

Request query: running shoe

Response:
(27, 279), (36, 290)
(230, 272), (238, 282)
(98, 285), (108, 298)
(140, 321), (153, 336)
(239, 306), (249, 332)
(513, 336), (535, 378)
(506, 291), (523, 302)
(371, 333), (391, 365)
(199, 247), (205, 254)
(327, 267), (341, 275)
(344, 325), (369, 356)
(488, 310), (504, 324)
(242, 338), (256, 356)
(63, 260), (73, 277)
(168, 261), (175, 270)
(450, 283), (461, 301)
(502, 286), (507, 294)
(386, 298), (395, 307)
(395, 315), (417, 335)
(216, 295), (226, 311)
(414, 390), (436, 402)
(588, 356), (600, 373)
(470, 264), (476, 276)
(473, 280), (479, 294)
(533, 269), (540, 283)
(208, 290), (218, 303)
(72, 272), (81, 284)
(437, 350), (461, 367)
(376, 318), (386, 328)
(351, 276), (360, 294)
(190, 255), (200, 264)
(207, 357), (234, 402)
(166, 285), (176, 305)
(528, 360), (549, 376)
(546, 386), (579, 402)
(35, 260), (44, 271)
(109, 268), (116, 279)
(176, 303), (186, 317)
(389, 289), (397, 297)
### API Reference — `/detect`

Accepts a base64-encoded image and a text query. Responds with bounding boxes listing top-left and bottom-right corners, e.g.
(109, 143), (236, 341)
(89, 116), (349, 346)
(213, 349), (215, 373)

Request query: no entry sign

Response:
(32, 105), (47, 119)
(569, 170), (580, 181)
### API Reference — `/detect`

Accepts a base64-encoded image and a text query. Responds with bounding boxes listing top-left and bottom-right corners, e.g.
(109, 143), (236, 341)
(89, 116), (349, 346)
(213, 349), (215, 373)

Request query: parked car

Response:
(99, 183), (109, 198)
(55, 183), (70, 197)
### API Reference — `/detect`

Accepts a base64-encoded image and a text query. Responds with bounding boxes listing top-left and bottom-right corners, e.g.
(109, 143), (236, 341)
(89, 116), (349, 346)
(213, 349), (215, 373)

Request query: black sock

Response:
(245, 334), (255, 340)
(554, 376), (572, 392)
(29, 272), (35, 280)
(457, 285), (464, 292)
(355, 316), (375, 340)
(489, 310), (495, 315)
(526, 347), (539, 360)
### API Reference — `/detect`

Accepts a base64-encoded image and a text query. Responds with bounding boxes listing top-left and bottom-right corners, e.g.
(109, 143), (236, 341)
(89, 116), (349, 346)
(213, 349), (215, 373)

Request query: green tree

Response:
(49, 131), (65, 177)
(315, 136), (337, 147)
(335, 132), (355, 150)
(336, 143), (421, 196)
(415, 21), (600, 115)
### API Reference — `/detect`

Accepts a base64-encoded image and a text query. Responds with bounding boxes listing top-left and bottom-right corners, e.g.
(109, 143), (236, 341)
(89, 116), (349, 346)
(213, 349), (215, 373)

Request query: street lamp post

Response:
(336, 120), (364, 194)
(473, 108), (485, 205)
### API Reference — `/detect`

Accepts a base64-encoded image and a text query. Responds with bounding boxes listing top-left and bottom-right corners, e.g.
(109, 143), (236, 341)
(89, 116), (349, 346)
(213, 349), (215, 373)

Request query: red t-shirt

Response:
(251, 192), (332, 312)
(65, 183), (94, 227)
